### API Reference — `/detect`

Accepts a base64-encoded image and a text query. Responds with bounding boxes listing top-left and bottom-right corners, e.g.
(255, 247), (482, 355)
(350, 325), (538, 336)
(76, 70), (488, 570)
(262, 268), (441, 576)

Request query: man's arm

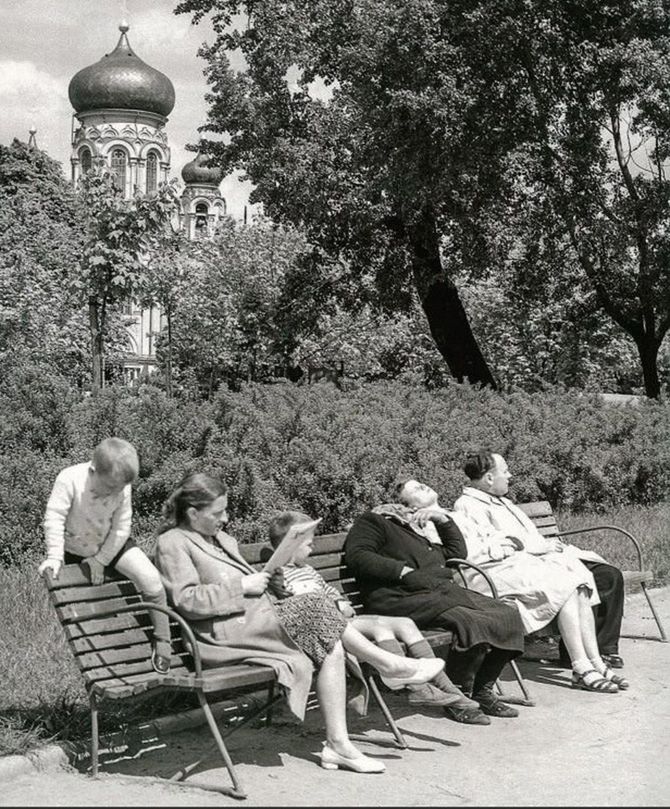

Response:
(344, 512), (407, 582)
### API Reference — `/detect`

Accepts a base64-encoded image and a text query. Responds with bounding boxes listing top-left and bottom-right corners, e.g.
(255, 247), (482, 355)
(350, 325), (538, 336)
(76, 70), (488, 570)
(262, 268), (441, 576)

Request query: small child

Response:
(268, 510), (479, 712)
(38, 437), (172, 674)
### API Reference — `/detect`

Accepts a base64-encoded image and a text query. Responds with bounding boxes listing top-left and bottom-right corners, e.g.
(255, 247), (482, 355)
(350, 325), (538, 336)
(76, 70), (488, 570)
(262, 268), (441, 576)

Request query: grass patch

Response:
(1, 502), (668, 757)
(556, 501), (670, 585)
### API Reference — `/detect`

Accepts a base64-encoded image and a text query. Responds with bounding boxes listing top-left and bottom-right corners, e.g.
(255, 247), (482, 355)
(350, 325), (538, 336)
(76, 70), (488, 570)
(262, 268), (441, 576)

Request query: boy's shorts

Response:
(63, 537), (137, 570)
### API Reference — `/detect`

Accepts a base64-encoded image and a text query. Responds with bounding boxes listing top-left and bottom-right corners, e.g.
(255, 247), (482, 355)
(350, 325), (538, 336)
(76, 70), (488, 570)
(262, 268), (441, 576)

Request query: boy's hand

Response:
(84, 557), (105, 585)
(242, 571), (271, 596)
(38, 558), (62, 580)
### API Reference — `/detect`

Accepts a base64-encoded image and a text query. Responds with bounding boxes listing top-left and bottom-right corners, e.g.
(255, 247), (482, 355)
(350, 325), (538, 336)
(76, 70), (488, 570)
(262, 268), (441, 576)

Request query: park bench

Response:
(43, 531), (531, 799)
(518, 500), (667, 643)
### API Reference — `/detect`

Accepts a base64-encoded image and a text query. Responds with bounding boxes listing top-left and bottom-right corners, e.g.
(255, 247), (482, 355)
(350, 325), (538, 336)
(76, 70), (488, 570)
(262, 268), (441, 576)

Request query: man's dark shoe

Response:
(473, 688), (519, 718)
(443, 705), (491, 725)
(602, 653), (624, 669)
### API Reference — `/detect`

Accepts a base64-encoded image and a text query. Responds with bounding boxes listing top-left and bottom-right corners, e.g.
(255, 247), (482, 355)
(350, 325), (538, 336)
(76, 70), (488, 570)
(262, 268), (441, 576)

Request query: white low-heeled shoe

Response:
(380, 657), (445, 691)
(318, 744), (386, 773)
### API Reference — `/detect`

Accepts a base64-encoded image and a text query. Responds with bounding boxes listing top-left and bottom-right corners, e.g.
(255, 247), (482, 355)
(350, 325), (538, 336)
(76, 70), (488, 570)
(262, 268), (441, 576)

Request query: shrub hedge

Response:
(2, 378), (670, 566)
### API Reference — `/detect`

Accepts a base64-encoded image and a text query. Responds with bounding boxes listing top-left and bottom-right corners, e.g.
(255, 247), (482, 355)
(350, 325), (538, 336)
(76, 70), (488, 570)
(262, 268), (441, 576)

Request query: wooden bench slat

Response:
(71, 627), (155, 653)
(64, 613), (154, 639)
(517, 501), (553, 518)
(77, 642), (186, 670)
(83, 659), (191, 683)
(57, 596), (142, 622)
(45, 564), (125, 590)
(51, 581), (139, 606)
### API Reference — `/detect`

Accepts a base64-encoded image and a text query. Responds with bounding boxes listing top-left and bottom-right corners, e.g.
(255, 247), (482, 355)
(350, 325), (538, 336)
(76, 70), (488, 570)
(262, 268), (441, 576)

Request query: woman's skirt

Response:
(275, 591), (348, 665)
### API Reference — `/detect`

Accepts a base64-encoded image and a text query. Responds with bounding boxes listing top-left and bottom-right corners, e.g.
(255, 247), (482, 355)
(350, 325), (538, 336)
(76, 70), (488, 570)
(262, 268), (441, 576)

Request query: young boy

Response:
(38, 437), (172, 674)
(268, 510), (483, 718)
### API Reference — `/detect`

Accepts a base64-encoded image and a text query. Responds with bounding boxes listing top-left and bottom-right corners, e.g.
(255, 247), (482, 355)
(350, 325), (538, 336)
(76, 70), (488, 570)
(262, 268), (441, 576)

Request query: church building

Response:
(66, 23), (227, 381)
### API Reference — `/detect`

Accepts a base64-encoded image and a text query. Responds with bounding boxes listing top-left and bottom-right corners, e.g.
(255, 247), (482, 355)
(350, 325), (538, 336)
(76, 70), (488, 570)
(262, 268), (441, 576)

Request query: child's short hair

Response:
(92, 437), (139, 484)
(268, 510), (313, 549)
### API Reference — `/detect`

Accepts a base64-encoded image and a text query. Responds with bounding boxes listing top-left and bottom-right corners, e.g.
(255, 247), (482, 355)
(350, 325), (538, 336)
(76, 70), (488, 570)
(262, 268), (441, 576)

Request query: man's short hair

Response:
(463, 450), (497, 482)
(92, 437), (139, 484)
(390, 475), (413, 504)
(268, 510), (313, 549)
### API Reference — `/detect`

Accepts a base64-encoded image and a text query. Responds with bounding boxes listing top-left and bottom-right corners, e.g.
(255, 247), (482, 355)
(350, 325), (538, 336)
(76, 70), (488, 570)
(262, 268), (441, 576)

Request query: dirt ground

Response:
(2, 588), (669, 807)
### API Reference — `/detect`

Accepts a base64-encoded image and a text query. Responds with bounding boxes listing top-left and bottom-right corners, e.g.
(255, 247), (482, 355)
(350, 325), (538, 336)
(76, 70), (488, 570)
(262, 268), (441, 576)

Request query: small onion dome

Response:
(181, 151), (224, 185)
(68, 23), (175, 117)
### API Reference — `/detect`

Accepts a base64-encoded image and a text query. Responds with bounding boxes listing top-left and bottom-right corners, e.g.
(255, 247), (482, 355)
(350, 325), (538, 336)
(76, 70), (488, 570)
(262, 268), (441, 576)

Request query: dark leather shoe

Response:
(443, 705), (491, 725)
(474, 688), (519, 718)
(602, 653), (624, 669)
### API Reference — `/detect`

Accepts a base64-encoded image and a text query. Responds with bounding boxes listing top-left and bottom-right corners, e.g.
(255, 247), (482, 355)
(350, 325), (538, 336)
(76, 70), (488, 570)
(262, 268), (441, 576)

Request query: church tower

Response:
(180, 149), (226, 239)
(68, 23), (175, 197)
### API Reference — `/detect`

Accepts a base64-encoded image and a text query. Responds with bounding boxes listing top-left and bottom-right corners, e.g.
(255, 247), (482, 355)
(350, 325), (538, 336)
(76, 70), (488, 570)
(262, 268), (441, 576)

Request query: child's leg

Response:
(114, 548), (172, 668)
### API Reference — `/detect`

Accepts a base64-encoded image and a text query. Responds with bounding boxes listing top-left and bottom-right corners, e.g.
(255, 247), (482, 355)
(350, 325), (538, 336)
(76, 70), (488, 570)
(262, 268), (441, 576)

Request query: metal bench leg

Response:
(496, 660), (535, 707)
(367, 675), (408, 749)
(641, 582), (668, 642)
(265, 681), (276, 726)
(90, 693), (99, 777)
(191, 690), (247, 799)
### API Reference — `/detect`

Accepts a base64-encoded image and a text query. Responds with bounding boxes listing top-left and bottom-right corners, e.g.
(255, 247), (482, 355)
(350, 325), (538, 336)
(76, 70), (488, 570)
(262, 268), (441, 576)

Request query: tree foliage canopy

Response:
(177, 0), (670, 396)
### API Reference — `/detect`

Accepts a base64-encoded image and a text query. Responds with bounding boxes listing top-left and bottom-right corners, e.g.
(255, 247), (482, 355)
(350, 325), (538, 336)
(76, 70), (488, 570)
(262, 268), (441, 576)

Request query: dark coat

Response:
(344, 511), (524, 653)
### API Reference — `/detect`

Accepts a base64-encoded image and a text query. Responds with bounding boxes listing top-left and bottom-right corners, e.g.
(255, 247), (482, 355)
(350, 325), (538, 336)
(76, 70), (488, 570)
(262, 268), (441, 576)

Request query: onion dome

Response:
(68, 23), (175, 117)
(181, 151), (224, 185)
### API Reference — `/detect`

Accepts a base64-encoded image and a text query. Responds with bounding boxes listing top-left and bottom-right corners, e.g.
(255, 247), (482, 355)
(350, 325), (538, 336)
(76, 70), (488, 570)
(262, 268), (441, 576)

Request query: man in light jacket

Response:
(453, 450), (625, 669)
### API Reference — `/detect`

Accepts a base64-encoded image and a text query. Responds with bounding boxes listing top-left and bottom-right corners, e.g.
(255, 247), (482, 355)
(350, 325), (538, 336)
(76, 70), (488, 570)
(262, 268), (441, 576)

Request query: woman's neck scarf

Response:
(372, 502), (444, 545)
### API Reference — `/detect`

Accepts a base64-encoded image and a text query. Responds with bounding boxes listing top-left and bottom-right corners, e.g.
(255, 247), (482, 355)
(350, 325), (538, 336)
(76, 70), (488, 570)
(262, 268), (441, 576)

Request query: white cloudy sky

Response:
(0, 0), (255, 217)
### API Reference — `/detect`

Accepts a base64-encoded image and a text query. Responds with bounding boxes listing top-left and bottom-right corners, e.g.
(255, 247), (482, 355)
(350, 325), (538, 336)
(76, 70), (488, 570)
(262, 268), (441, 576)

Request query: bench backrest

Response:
(240, 533), (358, 606)
(239, 501), (559, 602)
(44, 565), (192, 693)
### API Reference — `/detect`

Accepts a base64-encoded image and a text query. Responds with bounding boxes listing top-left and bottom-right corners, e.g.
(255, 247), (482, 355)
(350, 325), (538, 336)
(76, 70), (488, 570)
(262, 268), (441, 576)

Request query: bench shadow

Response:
(73, 695), (461, 784)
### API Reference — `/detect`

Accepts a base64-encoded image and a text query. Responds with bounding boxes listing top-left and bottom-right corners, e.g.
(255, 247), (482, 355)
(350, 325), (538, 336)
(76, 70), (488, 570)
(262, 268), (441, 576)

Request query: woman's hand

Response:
(242, 571), (272, 596)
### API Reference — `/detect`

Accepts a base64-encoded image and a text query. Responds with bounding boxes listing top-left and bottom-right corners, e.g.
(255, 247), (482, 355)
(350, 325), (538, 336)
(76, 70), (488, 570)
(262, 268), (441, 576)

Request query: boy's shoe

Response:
(408, 683), (471, 708)
(151, 647), (171, 675)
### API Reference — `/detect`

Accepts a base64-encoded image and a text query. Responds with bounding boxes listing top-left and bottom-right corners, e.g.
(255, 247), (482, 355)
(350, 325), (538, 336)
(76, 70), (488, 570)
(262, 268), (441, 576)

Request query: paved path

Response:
(2, 588), (669, 806)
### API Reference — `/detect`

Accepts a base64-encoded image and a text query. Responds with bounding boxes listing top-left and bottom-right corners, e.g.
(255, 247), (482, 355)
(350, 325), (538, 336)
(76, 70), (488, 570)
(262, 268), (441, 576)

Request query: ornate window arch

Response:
(80, 147), (92, 174)
(194, 202), (209, 238)
(110, 147), (128, 191)
(146, 150), (159, 193)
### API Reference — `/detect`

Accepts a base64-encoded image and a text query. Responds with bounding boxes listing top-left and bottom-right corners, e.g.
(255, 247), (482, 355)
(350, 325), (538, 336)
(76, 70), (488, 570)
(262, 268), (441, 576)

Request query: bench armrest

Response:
(558, 525), (644, 571)
(79, 601), (205, 677)
(443, 558), (500, 599)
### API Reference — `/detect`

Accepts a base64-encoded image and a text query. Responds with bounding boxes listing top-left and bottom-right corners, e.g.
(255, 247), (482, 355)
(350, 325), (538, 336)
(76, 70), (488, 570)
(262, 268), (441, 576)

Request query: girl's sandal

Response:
(571, 669), (619, 693)
(602, 666), (629, 690)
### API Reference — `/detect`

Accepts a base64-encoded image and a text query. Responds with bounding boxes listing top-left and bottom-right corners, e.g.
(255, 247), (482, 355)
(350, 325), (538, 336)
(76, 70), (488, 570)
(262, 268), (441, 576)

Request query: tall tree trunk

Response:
(409, 209), (497, 388)
(635, 334), (661, 398)
(165, 307), (173, 399)
(88, 298), (104, 392)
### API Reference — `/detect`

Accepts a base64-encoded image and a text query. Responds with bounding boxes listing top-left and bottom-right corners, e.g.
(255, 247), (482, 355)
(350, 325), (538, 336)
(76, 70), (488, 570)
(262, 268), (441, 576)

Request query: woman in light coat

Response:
(155, 472), (441, 774)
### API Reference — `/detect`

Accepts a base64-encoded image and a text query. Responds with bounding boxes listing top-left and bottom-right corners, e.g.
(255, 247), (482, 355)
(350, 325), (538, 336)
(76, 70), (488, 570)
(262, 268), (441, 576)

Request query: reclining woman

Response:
(155, 472), (444, 775)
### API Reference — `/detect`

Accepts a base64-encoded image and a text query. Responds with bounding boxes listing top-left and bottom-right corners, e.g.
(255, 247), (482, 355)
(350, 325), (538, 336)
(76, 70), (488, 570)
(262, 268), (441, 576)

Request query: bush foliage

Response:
(2, 374), (670, 567)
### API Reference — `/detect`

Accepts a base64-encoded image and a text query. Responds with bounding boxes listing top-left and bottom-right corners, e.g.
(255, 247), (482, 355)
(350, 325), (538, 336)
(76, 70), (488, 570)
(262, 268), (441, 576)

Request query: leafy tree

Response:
(175, 0), (515, 387)
(0, 139), (89, 383)
(512, 1), (670, 398)
(76, 173), (180, 390)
